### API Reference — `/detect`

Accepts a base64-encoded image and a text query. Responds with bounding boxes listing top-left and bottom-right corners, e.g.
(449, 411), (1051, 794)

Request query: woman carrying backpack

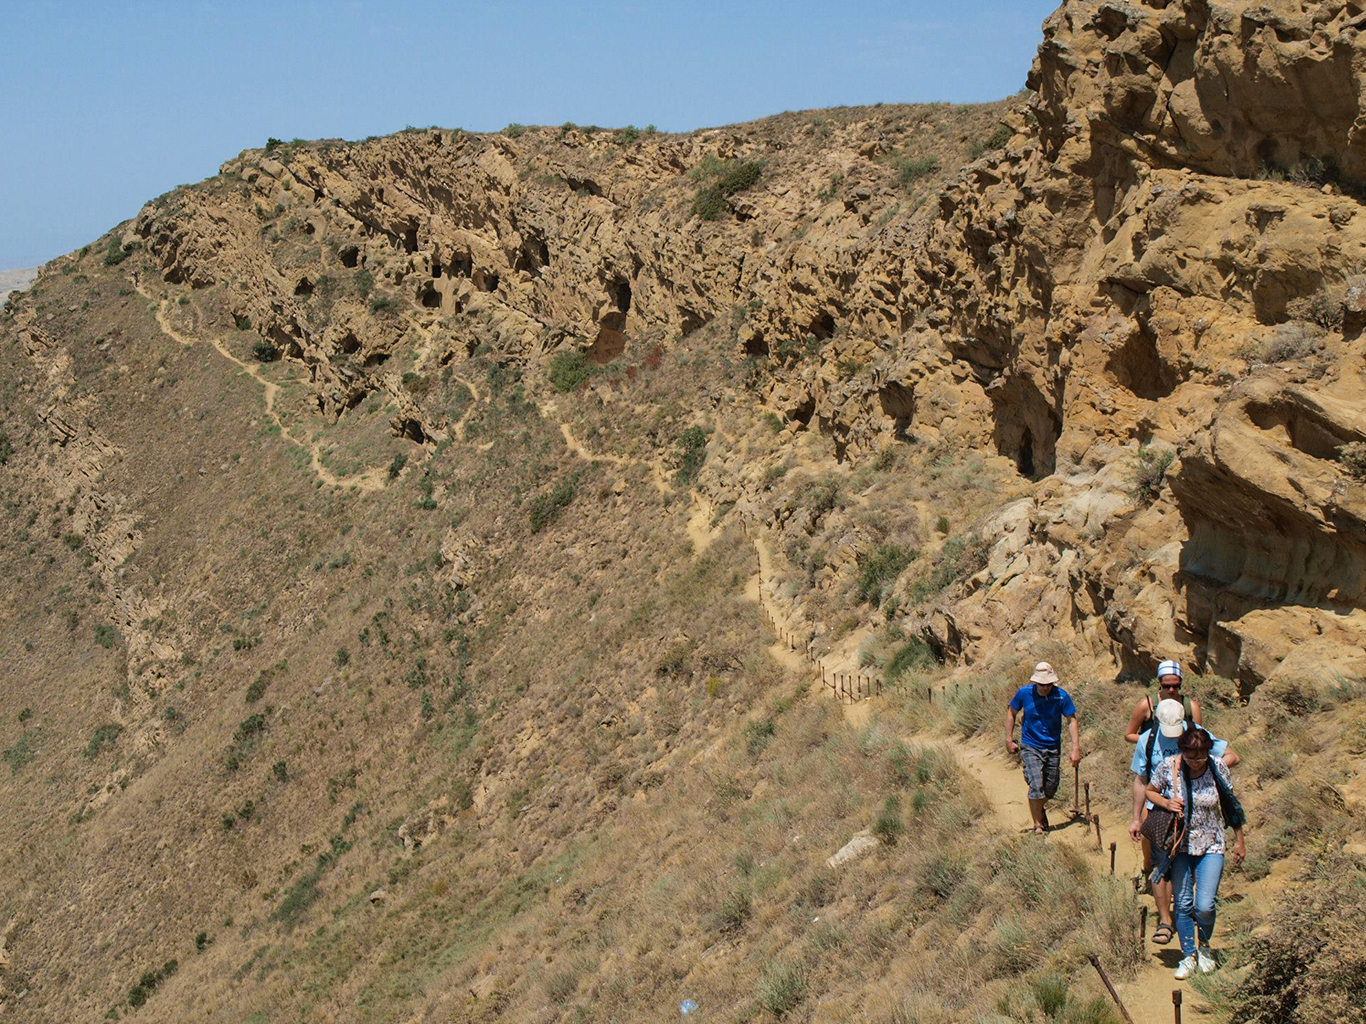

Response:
(1145, 727), (1246, 979)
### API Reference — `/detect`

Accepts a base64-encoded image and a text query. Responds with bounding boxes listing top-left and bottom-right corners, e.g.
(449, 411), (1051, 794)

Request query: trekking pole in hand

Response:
(1073, 764), (1080, 817)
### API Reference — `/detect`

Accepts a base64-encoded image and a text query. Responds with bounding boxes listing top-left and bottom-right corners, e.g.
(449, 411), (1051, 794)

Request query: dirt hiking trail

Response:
(136, 280), (389, 492)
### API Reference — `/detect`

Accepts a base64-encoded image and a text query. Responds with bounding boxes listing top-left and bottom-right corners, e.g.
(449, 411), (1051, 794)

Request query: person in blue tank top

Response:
(1004, 661), (1080, 833)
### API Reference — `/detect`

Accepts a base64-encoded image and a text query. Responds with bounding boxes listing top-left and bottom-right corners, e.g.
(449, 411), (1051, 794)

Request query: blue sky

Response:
(1, 1), (1057, 269)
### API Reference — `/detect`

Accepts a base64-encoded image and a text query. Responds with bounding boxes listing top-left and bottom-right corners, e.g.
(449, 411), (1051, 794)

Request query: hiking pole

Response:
(1073, 765), (1080, 816)
(1110, 842), (1117, 875)
(1084, 781), (1091, 820)
(1173, 989), (1182, 1024)
(1087, 955), (1135, 1024)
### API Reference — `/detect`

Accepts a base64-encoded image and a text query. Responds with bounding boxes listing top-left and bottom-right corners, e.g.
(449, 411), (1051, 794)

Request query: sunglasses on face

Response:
(1159, 683), (1182, 690)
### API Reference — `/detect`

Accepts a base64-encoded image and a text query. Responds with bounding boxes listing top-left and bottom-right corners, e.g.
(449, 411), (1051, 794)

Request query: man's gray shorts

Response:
(1021, 745), (1060, 800)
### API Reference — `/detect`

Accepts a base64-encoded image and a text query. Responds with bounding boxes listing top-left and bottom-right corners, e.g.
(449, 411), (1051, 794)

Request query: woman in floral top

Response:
(1146, 727), (1247, 980)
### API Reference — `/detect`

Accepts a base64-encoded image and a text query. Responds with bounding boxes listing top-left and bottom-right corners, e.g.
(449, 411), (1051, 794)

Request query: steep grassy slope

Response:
(3, 2), (1366, 1021)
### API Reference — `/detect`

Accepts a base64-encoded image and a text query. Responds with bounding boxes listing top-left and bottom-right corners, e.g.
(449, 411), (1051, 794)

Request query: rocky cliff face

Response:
(118, 0), (1366, 692)
(3, 4), (1366, 1020)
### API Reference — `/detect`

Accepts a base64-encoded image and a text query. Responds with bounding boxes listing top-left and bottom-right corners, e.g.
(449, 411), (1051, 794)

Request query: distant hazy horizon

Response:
(2, 1), (1056, 269)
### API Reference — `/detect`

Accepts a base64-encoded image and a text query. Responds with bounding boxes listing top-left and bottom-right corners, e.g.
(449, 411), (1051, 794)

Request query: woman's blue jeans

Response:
(1171, 852), (1224, 955)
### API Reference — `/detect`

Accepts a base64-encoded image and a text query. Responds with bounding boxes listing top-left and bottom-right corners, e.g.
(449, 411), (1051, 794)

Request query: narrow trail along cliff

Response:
(3, 2), (1364, 1022)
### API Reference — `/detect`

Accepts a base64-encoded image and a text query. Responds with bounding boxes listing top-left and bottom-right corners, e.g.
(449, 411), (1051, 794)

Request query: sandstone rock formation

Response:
(107, 1), (1366, 692)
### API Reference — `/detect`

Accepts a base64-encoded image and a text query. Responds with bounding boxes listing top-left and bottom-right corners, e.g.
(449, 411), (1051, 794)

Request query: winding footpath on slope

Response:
(679, 504), (1208, 1024)
(137, 280), (390, 492)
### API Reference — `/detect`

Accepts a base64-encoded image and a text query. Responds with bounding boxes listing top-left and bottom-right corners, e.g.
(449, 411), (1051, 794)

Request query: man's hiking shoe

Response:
(1197, 947), (1217, 973)
(1174, 955), (1197, 980)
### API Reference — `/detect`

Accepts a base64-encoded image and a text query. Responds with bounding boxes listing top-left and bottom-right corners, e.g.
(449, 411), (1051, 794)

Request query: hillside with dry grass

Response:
(3, 2), (1366, 1023)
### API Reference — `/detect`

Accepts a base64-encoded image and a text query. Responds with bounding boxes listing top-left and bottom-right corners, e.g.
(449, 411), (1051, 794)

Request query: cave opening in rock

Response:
(338, 332), (361, 355)
(294, 277), (314, 297)
(363, 350), (391, 368)
(451, 253), (472, 277)
(339, 246), (360, 268)
(432, 258), (443, 278)
(878, 381), (914, 438)
(402, 227), (419, 254)
(808, 311), (836, 341)
(1017, 429), (1036, 477)
(400, 419), (427, 444)
(744, 332), (769, 358)
(473, 269), (499, 292)
(420, 285), (441, 309)
(608, 277), (632, 315)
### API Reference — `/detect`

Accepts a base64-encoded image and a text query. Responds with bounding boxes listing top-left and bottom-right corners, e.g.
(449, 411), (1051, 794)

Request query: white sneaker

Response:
(1174, 955), (1197, 980)
(1198, 947), (1217, 973)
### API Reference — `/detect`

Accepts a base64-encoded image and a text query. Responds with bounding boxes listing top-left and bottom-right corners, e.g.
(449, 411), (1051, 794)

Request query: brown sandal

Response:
(1152, 923), (1174, 944)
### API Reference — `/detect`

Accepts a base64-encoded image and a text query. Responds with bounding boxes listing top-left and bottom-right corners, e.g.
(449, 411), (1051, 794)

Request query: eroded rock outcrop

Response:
(115, 0), (1366, 689)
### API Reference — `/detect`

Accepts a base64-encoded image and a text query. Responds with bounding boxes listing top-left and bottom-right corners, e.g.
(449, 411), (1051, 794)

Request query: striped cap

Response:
(1156, 659), (1182, 680)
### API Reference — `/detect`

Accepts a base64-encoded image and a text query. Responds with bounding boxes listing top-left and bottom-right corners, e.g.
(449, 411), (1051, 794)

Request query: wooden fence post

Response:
(1109, 842), (1117, 875)
(1173, 990), (1182, 1024)
(1087, 955), (1136, 1024)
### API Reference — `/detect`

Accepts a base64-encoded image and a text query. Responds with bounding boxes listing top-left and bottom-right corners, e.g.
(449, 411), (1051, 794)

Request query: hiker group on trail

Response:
(1002, 658), (1248, 982)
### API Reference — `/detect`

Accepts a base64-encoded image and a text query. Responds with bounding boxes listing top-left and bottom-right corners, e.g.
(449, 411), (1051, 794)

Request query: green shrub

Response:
(856, 543), (917, 606)
(873, 795), (904, 845)
(0, 430), (11, 465)
(84, 724), (123, 758)
(93, 623), (118, 648)
(272, 760), (288, 782)
(757, 961), (806, 1017)
(369, 296), (399, 314)
(529, 476), (576, 532)
(195, 931), (210, 952)
(245, 677), (267, 703)
(969, 124), (1012, 159)
(252, 340), (277, 362)
(886, 637), (934, 680)
(1131, 444), (1175, 504)
(387, 453), (407, 479)
(547, 350), (595, 392)
(691, 159), (764, 220)
(908, 535), (989, 603)
(675, 426), (709, 485)
(3, 731), (40, 774)
(502, 123), (529, 137)
(102, 236), (133, 267)
(716, 886), (751, 931)
(1205, 872), (1366, 1024)
(353, 267), (374, 298)
(1337, 441), (1366, 479)
(334, 647), (350, 667)
(234, 714), (267, 742)
(896, 155), (940, 185)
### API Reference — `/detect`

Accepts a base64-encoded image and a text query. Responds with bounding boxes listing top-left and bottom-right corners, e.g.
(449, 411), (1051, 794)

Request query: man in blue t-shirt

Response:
(1005, 661), (1080, 833)
(1128, 697), (1240, 944)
